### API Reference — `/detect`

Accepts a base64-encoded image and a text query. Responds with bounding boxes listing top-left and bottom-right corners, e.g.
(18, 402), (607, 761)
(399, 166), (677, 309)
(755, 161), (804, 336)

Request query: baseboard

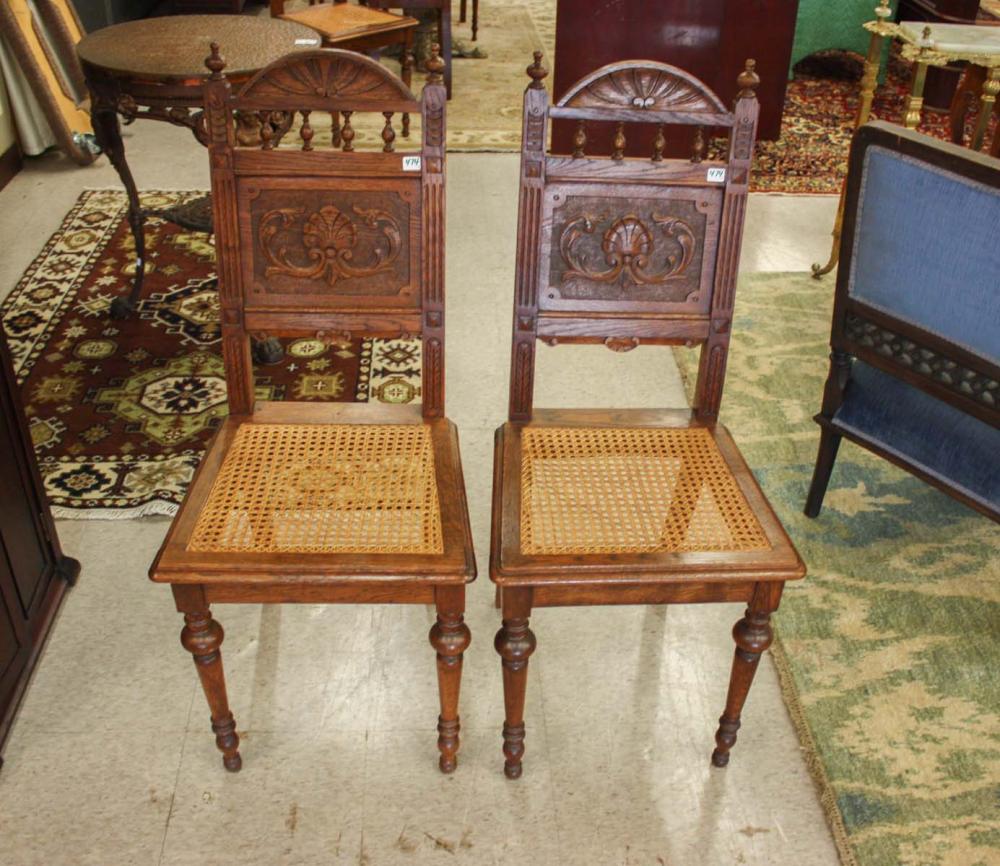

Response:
(0, 143), (22, 193)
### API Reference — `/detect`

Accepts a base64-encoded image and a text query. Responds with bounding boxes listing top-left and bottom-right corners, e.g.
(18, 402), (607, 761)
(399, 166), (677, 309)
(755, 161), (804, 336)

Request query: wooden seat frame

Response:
(490, 54), (805, 779)
(149, 46), (476, 774)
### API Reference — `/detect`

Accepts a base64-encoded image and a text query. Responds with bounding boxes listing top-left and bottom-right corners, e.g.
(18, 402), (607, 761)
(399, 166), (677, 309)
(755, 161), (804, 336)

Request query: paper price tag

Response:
(706, 167), (726, 183)
(402, 155), (422, 172)
(294, 38), (320, 45)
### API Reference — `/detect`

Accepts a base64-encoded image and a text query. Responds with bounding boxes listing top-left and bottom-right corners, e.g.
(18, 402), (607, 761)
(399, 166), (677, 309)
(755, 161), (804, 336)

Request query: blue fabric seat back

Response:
(847, 145), (1000, 365)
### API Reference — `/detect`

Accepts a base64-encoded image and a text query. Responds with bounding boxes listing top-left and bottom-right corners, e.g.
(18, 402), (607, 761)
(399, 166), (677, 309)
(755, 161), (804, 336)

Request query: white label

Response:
(402, 155), (422, 172)
(294, 38), (320, 45)
(706, 167), (726, 183)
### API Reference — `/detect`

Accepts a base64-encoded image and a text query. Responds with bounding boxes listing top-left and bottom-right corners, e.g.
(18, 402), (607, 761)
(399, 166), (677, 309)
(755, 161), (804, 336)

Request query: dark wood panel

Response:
(0, 327), (79, 762)
(551, 0), (799, 155)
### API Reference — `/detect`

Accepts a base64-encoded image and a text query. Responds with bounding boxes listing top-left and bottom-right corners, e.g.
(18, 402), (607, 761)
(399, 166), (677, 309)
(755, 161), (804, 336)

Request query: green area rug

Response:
(676, 273), (999, 866)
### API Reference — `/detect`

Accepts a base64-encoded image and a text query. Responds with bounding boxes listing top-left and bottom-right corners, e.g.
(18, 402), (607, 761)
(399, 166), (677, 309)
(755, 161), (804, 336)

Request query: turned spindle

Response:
(612, 121), (626, 161)
(691, 125), (704, 163)
(341, 110), (355, 152)
(572, 120), (587, 158)
(382, 111), (396, 152)
(652, 124), (665, 162)
(300, 110), (313, 151)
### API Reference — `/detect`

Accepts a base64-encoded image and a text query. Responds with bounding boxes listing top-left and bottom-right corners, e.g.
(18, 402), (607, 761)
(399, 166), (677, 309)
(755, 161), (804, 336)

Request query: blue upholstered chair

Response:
(805, 121), (1000, 522)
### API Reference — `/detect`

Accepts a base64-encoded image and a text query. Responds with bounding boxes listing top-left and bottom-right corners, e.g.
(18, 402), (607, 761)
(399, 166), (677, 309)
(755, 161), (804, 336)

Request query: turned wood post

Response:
(429, 585), (471, 773)
(711, 581), (782, 767)
(174, 584), (241, 771)
(494, 587), (536, 779)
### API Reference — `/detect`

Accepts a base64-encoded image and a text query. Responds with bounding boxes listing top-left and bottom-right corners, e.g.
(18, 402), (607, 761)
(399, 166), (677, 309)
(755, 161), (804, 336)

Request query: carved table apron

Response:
(77, 15), (320, 321)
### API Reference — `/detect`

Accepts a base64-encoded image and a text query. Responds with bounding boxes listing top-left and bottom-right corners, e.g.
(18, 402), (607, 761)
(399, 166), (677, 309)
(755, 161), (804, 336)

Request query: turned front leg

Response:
(712, 582), (782, 767)
(494, 587), (535, 779)
(429, 585), (471, 773)
(173, 585), (241, 772)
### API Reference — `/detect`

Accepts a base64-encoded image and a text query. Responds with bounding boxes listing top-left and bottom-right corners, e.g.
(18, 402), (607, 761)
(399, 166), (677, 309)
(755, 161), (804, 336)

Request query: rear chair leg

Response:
(712, 583), (781, 767)
(494, 587), (535, 779)
(430, 586), (471, 773)
(804, 427), (842, 518)
(174, 585), (241, 772)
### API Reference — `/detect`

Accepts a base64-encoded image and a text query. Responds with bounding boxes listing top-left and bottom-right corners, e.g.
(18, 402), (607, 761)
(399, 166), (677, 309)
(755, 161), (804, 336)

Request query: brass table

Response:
(812, 4), (1000, 278)
(77, 15), (320, 319)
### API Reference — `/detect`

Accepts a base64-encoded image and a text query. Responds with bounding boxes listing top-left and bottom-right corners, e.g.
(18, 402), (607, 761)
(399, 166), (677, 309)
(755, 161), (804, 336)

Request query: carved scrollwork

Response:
(845, 313), (998, 409)
(559, 213), (695, 287)
(260, 204), (401, 285)
(116, 95), (209, 146)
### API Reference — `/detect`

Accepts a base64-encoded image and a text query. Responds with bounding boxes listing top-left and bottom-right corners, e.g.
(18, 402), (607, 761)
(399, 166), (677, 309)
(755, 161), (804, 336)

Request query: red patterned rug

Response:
(1, 190), (422, 518)
(747, 59), (998, 194)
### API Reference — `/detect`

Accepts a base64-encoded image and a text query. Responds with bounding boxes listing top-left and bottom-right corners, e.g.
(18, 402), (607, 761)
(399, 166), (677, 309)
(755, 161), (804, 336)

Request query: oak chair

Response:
(149, 45), (476, 774)
(805, 121), (1000, 523)
(490, 54), (805, 779)
(269, 0), (418, 94)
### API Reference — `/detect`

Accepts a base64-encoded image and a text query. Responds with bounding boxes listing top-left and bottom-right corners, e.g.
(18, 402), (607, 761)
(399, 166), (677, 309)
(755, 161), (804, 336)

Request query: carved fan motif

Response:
(240, 54), (412, 103)
(559, 65), (726, 114)
(560, 213), (696, 287)
(260, 204), (402, 285)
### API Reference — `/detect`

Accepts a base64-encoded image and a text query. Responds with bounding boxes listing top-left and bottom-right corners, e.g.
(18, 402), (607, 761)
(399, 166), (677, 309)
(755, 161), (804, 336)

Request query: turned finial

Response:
(205, 42), (226, 80)
(737, 59), (759, 99)
(527, 51), (548, 89)
(426, 43), (445, 84)
(874, 0), (891, 20)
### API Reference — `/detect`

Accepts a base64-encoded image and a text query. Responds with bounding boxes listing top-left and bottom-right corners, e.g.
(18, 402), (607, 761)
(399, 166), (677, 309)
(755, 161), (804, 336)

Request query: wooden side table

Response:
(813, 5), (1000, 277)
(76, 15), (321, 319)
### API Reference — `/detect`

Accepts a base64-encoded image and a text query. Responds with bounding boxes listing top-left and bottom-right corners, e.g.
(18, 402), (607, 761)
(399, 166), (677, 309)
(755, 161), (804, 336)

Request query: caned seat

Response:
(490, 56), (805, 779)
(149, 48), (475, 776)
(154, 405), (473, 582)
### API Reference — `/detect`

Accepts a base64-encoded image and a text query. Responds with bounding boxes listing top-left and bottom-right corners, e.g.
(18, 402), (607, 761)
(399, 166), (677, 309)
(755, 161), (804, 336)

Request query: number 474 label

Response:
(402, 155), (422, 172)
(706, 167), (726, 183)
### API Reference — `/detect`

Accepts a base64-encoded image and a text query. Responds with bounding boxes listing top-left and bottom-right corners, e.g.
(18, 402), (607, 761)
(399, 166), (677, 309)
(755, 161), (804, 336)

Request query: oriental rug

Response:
(675, 273), (1000, 866)
(0, 189), (422, 519)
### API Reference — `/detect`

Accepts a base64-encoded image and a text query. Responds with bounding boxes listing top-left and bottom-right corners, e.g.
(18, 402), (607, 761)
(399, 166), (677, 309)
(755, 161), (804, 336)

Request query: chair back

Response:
(506, 53), (760, 422)
(203, 44), (446, 419)
(834, 121), (1000, 427)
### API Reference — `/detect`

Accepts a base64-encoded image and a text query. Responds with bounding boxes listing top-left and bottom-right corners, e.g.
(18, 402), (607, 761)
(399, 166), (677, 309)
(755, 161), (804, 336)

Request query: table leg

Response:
(972, 67), (1000, 152)
(89, 87), (146, 320)
(401, 31), (413, 138)
(904, 60), (929, 130)
(812, 27), (884, 279)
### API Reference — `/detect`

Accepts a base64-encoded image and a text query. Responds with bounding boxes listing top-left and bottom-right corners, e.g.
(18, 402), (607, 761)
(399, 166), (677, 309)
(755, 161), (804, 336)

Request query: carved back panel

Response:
(508, 54), (760, 422)
(203, 46), (447, 419)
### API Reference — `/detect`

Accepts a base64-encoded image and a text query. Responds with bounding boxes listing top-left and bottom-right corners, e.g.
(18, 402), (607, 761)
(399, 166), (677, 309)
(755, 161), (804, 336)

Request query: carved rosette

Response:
(260, 204), (401, 286)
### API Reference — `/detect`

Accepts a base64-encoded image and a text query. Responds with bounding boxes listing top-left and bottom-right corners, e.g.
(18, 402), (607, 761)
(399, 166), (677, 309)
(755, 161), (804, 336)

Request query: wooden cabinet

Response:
(0, 332), (79, 766)
(551, 0), (799, 157)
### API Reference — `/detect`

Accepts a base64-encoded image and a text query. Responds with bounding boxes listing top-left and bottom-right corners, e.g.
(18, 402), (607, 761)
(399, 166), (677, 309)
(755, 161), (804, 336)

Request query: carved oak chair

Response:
(805, 121), (1000, 523)
(490, 54), (805, 779)
(149, 45), (476, 774)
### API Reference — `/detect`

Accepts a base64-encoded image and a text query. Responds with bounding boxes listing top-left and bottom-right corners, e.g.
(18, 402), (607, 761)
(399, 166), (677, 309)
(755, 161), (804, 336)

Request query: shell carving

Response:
(560, 66), (726, 114)
(260, 204), (401, 285)
(560, 213), (696, 287)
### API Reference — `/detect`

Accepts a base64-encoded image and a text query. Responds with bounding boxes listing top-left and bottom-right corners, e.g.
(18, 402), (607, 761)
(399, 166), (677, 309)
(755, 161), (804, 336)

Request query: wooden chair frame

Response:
(149, 46), (476, 774)
(490, 54), (805, 779)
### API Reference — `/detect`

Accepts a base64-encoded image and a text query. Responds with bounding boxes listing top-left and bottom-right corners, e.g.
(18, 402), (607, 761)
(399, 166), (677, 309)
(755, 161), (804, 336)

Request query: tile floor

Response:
(0, 120), (841, 865)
